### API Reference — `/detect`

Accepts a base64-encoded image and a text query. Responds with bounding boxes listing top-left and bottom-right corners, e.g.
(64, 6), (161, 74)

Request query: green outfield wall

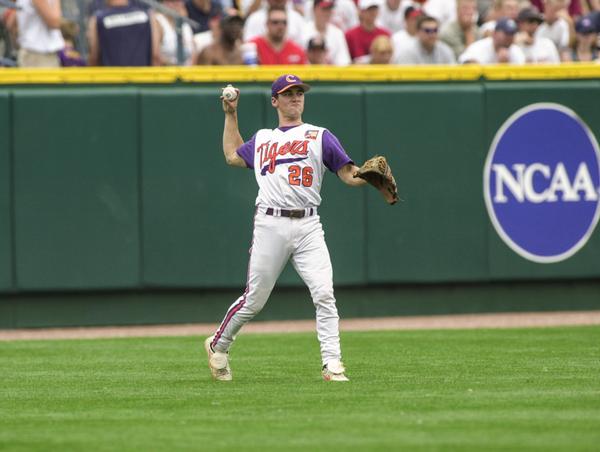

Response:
(1, 68), (600, 327)
(1, 281), (600, 329)
(0, 92), (11, 291)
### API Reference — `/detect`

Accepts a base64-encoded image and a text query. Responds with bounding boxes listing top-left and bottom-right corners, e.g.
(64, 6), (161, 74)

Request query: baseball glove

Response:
(353, 156), (399, 205)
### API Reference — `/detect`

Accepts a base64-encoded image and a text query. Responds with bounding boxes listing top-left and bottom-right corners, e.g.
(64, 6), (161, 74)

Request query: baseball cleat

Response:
(322, 360), (349, 382)
(204, 336), (232, 381)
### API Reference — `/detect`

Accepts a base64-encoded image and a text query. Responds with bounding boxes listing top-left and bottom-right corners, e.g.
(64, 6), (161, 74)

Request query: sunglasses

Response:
(269, 19), (287, 25)
(420, 27), (438, 34)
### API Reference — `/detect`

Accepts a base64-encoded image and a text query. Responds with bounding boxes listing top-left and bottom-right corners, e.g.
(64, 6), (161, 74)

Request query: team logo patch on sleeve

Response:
(305, 130), (319, 140)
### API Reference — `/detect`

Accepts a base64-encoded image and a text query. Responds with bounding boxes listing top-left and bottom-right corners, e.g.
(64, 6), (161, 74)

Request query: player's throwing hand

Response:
(221, 85), (240, 114)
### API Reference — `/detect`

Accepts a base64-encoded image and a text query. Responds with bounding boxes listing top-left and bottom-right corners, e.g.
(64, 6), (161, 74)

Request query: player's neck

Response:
(279, 120), (303, 128)
(278, 114), (303, 128)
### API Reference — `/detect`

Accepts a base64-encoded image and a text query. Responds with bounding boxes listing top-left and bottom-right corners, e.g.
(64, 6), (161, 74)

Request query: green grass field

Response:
(1, 326), (599, 451)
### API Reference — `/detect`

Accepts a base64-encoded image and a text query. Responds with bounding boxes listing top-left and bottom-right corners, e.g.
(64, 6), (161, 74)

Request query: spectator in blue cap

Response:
(564, 15), (599, 62)
(459, 17), (525, 64)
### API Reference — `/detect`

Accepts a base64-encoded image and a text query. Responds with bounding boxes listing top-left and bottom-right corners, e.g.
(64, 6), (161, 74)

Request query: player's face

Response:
(273, 87), (305, 119)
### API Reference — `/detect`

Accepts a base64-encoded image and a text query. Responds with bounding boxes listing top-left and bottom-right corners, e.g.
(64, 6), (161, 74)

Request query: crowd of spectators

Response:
(1, 0), (599, 67)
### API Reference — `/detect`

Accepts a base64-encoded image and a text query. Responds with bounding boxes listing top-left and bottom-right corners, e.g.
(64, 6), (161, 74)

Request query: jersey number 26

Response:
(288, 165), (313, 187)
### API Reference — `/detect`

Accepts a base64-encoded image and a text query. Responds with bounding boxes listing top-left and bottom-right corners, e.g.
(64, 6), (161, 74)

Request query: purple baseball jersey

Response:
(236, 124), (354, 208)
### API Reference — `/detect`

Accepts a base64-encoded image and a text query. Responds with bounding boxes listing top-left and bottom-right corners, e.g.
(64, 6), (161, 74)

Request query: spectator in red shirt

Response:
(250, 6), (307, 65)
(345, 0), (391, 62)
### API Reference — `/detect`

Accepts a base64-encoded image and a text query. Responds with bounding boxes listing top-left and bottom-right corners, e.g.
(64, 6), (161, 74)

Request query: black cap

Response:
(517, 7), (543, 23)
(308, 36), (327, 50)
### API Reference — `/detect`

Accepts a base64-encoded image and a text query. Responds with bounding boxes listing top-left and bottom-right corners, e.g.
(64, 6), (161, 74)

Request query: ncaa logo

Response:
(484, 103), (600, 263)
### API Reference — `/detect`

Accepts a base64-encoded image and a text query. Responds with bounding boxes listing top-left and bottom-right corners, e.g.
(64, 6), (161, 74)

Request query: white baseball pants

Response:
(211, 209), (342, 366)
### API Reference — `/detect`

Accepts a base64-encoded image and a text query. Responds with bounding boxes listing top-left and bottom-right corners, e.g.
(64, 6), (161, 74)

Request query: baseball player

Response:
(204, 74), (370, 382)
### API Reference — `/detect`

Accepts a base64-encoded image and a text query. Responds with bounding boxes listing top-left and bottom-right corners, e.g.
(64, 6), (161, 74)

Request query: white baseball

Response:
(222, 85), (238, 101)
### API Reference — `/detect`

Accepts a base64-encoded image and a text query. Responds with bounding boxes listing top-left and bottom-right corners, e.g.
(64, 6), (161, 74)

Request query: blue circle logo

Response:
(484, 103), (600, 263)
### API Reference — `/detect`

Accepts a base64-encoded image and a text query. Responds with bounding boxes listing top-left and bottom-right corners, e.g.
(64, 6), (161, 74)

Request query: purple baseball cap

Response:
(271, 74), (311, 97)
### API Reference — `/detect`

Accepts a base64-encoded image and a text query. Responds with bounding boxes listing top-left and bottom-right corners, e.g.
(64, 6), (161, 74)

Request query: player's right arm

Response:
(222, 91), (246, 168)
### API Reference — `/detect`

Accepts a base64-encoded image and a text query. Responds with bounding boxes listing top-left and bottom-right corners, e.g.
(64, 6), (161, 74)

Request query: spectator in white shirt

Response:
(156, 0), (195, 65)
(535, 0), (573, 60)
(395, 14), (455, 64)
(515, 7), (560, 63)
(16, 0), (64, 67)
(302, 0), (351, 65)
(391, 5), (422, 62)
(459, 17), (526, 63)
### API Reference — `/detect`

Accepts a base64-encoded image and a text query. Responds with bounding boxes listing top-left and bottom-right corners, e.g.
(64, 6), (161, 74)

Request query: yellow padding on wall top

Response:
(483, 63), (600, 80)
(0, 64), (599, 84)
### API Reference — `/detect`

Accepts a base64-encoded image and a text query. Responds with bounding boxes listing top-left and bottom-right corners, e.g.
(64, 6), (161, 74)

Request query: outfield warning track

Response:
(1, 311), (600, 341)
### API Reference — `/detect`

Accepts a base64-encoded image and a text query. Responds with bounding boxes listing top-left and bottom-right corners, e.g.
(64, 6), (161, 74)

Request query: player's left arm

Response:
(322, 130), (367, 187)
(337, 163), (367, 187)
